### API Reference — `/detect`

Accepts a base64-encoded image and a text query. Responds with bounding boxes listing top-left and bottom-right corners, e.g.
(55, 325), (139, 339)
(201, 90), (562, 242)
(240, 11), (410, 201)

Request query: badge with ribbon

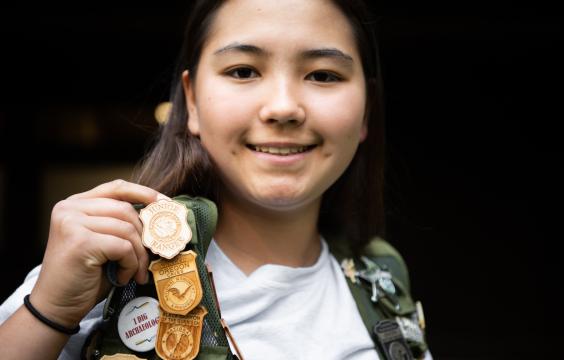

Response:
(149, 251), (203, 315)
(156, 306), (208, 360)
(140, 199), (192, 259)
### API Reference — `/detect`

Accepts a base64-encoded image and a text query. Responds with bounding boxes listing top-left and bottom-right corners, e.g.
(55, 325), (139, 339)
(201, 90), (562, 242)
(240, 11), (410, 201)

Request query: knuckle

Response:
(111, 179), (127, 189)
(53, 206), (73, 226)
(118, 201), (133, 212)
(117, 201), (134, 215)
(121, 240), (134, 254)
(52, 200), (69, 214)
(58, 212), (74, 226)
(126, 223), (138, 238)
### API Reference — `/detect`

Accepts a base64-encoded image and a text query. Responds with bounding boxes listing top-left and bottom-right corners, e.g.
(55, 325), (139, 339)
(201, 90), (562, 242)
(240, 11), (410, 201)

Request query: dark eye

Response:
(307, 71), (341, 83)
(227, 67), (259, 79)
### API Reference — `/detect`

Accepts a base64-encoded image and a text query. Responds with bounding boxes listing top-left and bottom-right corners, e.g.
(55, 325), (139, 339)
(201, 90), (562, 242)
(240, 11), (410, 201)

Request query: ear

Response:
(182, 70), (200, 136)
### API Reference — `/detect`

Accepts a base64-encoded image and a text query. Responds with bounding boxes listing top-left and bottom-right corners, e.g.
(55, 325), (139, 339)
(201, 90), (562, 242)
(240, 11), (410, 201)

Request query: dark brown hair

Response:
(135, 0), (385, 254)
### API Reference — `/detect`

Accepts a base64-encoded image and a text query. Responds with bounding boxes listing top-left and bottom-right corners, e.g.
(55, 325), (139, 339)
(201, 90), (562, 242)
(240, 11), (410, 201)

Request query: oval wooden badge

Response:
(149, 251), (203, 315)
(140, 199), (192, 259)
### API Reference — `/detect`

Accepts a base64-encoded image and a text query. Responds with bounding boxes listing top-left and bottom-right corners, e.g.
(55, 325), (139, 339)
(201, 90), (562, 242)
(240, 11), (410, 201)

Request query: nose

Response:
(258, 77), (305, 126)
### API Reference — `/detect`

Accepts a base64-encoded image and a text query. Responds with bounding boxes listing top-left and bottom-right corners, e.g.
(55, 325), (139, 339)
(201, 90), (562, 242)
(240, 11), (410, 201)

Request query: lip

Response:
(247, 142), (316, 154)
(246, 142), (317, 165)
(248, 141), (317, 148)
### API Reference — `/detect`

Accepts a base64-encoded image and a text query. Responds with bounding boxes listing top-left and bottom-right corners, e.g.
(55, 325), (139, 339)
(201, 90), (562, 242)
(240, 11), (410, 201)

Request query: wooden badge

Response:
(149, 251), (203, 315)
(140, 199), (192, 259)
(156, 306), (208, 360)
(100, 355), (147, 360)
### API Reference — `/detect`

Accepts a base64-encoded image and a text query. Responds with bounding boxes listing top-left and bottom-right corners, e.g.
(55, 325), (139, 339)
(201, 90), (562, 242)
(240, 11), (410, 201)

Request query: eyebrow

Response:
(300, 48), (354, 63)
(213, 43), (354, 65)
(214, 43), (269, 56)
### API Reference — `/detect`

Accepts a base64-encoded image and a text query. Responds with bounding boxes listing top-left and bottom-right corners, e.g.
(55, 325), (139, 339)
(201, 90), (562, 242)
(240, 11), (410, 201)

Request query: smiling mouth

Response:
(247, 144), (317, 156)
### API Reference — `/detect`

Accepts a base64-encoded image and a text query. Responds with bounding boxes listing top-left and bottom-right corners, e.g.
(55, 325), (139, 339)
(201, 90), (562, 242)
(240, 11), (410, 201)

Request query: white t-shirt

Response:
(205, 239), (379, 360)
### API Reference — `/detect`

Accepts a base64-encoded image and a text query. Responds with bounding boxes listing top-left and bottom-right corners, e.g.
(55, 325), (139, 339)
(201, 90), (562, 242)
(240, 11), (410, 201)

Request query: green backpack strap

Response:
(364, 238), (411, 293)
(172, 196), (233, 360)
(173, 195), (218, 257)
(330, 236), (428, 359)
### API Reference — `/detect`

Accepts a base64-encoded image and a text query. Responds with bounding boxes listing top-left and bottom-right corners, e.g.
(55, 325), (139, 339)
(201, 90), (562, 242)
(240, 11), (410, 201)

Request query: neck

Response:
(214, 194), (322, 276)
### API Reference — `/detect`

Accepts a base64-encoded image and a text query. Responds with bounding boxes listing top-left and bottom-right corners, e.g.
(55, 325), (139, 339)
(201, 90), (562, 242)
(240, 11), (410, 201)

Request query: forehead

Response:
(203, 0), (358, 56)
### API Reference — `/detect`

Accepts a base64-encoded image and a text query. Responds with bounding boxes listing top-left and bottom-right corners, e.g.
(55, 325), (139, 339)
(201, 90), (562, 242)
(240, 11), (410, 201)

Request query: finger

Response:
(82, 216), (148, 284)
(69, 179), (170, 205)
(88, 232), (139, 286)
(63, 198), (143, 235)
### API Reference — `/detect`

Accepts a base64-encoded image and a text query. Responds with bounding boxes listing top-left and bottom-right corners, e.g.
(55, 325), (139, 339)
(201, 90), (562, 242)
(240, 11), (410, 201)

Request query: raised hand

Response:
(29, 179), (168, 329)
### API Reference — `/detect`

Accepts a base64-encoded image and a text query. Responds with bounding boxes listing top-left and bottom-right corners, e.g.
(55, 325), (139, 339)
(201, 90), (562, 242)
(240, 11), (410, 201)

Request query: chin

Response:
(249, 189), (320, 213)
(223, 180), (322, 213)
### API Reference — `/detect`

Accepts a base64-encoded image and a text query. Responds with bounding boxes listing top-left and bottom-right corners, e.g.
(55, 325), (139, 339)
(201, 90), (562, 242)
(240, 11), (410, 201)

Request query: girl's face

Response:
(184, 0), (367, 212)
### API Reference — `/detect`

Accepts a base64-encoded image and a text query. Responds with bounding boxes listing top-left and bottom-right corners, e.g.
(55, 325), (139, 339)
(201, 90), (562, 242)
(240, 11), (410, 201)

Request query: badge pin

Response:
(156, 306), (208, 360)
(357, 257), (400, 309)
(396, 316), (425, 345)
(373, 319), (414, 360)
(340, 258), (359, 284)
(117, 296), (160, 352)
(149, 251), (203, 315)
(140, 199), (192, 259)
(415, 301), (426, 331)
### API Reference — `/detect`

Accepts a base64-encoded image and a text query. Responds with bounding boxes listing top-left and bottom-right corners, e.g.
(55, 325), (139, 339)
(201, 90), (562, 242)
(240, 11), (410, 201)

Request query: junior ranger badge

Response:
(156, 306), (208, 360)
(140, 199), (192, 259)
(149, 251), (203, 316)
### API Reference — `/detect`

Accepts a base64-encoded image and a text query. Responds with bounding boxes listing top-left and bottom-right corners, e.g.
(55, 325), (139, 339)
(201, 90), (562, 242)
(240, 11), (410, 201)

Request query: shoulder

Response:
(328, 235), (411, 292)
(329, 236), (431, 357)
(362, 237), (411, 293)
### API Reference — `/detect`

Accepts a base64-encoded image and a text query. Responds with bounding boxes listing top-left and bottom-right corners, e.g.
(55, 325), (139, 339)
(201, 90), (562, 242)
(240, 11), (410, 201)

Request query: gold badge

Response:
(140, 199), (192, 259)
(100, 355), (146, 360)
(149, 251), (203, 315)
(156, 306), (208, 360)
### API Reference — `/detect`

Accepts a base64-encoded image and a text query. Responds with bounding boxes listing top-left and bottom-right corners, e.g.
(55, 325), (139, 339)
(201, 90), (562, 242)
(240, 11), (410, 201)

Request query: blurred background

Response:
(1, 10), (562, 359)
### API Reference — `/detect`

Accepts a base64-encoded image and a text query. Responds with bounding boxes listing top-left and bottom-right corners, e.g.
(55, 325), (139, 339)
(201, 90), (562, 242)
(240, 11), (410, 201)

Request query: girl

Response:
(0, 1), (431, 359)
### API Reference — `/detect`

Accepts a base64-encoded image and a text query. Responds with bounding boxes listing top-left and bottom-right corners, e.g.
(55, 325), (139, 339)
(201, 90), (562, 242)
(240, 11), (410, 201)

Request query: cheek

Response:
(196, 85), (253, 141)
(312, 88), (366, 141)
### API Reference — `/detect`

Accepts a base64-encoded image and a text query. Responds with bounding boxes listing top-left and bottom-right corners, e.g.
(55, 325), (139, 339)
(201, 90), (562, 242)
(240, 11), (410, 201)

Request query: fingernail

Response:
(157, 193), (171, 201)
(144, 272), (150, 284)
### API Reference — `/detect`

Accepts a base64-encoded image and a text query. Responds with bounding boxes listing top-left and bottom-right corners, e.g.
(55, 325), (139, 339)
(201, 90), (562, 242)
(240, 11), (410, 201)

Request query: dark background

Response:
(1, 10), (562, 360)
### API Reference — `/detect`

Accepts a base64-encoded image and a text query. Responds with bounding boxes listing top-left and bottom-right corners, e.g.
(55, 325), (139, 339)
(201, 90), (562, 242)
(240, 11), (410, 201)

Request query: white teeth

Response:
(252, 145), (310, 155)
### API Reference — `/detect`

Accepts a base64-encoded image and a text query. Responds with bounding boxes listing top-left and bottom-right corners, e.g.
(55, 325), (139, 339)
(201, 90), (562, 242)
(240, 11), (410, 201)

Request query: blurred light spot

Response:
(155, 102), (172, 125)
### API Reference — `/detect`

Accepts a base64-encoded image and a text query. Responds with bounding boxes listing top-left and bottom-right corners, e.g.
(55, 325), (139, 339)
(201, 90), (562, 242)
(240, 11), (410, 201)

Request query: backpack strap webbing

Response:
(329, 236), (428, 359)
